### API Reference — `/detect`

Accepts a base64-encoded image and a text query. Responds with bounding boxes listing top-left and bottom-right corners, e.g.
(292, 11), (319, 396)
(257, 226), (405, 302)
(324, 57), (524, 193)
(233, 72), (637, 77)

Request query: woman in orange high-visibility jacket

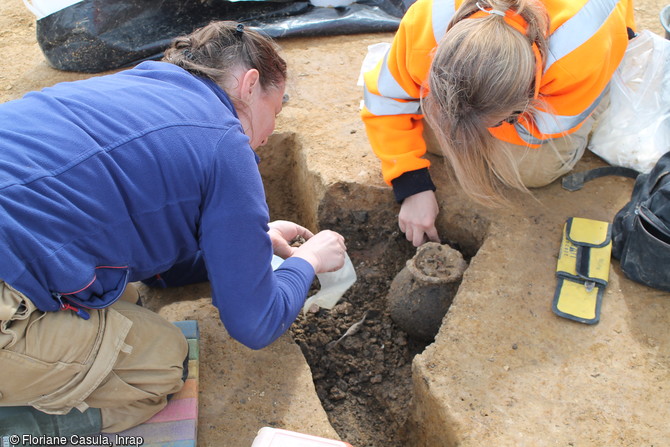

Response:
(361, 0), (636, 246)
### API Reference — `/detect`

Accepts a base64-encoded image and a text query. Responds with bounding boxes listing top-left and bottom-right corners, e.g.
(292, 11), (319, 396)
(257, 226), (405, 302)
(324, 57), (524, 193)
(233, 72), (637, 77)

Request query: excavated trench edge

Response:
(258, 133), (484, 447)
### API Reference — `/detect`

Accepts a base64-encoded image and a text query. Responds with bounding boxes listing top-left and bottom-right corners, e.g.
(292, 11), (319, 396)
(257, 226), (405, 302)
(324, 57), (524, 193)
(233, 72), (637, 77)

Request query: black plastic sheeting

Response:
(36, 0), (412, 73)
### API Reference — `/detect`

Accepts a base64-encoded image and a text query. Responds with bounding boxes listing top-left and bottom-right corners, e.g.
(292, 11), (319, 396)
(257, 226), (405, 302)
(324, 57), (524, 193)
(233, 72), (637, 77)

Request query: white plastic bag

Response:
(303, 253), (356, 314)
(588, 30), (670, 173)
(22, 0), (83, 19)
(271, 254), (357, 314)
(309, 0), (354, 7)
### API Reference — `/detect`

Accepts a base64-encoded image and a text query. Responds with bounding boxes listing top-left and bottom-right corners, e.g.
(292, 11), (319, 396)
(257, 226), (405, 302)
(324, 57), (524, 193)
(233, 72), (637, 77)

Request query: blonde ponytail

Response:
(423, 0), (550, 206)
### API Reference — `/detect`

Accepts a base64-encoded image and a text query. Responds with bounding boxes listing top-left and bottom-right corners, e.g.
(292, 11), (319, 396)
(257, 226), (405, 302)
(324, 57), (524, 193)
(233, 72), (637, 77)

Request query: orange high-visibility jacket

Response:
(362, 0), (636, 189)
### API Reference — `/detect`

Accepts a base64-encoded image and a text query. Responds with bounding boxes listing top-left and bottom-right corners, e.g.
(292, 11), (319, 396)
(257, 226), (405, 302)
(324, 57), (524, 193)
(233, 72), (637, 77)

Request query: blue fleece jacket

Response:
(0, 61), (314, 349)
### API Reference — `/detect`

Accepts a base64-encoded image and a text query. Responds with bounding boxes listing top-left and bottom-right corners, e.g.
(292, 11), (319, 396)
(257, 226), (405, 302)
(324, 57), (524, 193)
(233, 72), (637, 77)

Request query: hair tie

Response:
(468, 4), (543, 98)
(235, 23), (245, 36)
(476, 2), (506, 17)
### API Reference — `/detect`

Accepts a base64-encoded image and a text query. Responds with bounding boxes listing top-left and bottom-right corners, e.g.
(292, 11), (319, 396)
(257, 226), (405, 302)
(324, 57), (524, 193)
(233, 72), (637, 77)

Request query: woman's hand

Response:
(294, 230), (346, 274)
(267, 220), (314, 258)
(398, 190), (440, 247)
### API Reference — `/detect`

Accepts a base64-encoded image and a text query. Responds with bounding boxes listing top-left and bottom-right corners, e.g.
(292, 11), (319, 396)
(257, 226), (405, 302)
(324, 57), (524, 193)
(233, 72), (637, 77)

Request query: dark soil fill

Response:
(290, 233), (428, 447)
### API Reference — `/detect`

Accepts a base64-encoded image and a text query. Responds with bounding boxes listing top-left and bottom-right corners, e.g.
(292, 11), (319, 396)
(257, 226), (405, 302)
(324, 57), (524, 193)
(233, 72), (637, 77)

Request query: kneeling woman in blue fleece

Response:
(0, 21), (346, 434)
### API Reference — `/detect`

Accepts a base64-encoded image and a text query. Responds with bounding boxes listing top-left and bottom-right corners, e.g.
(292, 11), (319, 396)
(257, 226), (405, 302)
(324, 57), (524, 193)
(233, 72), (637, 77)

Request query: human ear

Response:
(239, 69), (260, 103)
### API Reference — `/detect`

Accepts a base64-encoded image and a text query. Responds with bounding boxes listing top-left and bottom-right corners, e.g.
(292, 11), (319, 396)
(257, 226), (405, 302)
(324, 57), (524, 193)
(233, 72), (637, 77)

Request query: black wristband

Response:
(391, 168), (437, 203)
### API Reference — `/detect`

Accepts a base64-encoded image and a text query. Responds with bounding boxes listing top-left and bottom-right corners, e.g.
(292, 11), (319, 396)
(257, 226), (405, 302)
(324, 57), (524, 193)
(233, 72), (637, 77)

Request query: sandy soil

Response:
(1, 1), (668, 446)
(2, 1), (666, 103)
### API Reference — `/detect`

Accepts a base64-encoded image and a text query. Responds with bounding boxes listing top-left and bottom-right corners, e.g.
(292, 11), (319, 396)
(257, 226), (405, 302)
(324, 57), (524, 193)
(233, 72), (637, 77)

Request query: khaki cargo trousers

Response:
(506, 111), (597, 188)
(0, 281), (188, 433)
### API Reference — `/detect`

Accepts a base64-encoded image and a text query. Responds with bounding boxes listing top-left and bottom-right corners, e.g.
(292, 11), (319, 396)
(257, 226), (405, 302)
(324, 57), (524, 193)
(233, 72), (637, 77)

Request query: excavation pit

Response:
(5, 15), (670, 445)
(289, 231), (476, 447)
(256, 133), (482, 447)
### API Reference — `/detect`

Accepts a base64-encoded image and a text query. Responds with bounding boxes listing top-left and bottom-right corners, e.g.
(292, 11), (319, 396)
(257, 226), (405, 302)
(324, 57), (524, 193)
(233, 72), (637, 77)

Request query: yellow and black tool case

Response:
(553, 217), (612, 324)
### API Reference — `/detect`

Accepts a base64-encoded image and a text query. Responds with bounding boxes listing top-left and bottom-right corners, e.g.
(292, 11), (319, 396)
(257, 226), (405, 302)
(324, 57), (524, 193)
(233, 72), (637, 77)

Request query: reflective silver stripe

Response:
(545, 0), (621, 70)
(432, 0), (456, 42)
(516, 88), (607, 144)
(363, 84), (423, 116)
(369, 0), (456, 114)
(377, 52), (417, 100)
(532, 107), (592, 135)
(514, 124), (546, 145)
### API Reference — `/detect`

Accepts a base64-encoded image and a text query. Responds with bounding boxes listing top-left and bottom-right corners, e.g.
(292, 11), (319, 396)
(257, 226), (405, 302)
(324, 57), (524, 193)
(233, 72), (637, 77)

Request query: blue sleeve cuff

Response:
(390, 168), (436, 203)
(277, 256), (316, 280)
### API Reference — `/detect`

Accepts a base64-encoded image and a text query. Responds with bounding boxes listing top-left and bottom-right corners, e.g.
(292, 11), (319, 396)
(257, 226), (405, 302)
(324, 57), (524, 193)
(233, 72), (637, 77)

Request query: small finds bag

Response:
(588, 30), (670, 173)
(612, 151), (670, 292)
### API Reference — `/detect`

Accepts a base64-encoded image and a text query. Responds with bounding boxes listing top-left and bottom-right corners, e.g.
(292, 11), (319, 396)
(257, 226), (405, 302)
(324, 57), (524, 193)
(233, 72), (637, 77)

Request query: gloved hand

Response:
(293, 230), (346, 274)
(267, 220), (314, 258)
(398, 190), (440, 247)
